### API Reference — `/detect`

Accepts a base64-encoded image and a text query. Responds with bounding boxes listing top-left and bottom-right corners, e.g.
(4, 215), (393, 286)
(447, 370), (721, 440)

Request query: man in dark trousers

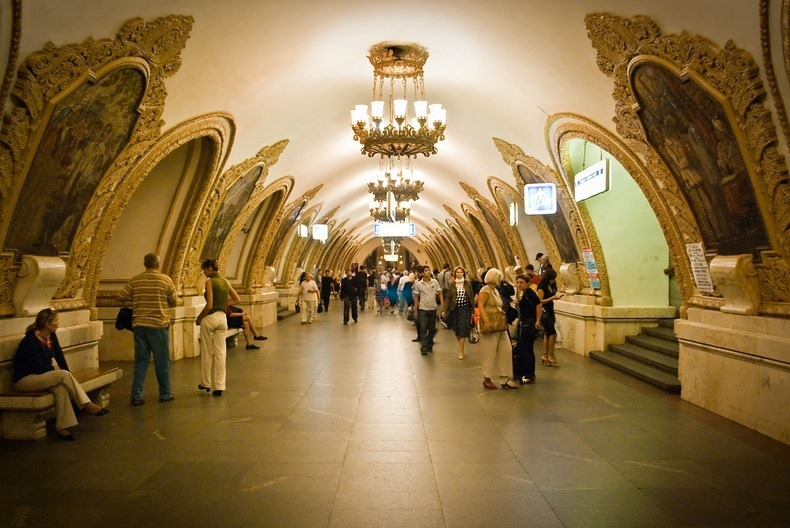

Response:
(355, 267), (368, 312)
(340, 268), (358, 324)
(321, 269), (333, 312)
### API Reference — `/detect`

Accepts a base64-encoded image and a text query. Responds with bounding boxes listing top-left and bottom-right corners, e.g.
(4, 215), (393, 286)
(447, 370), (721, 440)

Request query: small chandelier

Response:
(351, 43), (447, 159)
(369, 198), (411, 223)
(367, 161), (424, 203)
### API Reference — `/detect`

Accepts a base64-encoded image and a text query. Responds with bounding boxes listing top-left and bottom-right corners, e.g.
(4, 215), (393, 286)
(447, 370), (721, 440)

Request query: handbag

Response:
(317, 301), (323, 313)
(485, 308), (507, 332)
(115, 307), (133, 331)
(468, 321), (480, 344)
(295, 301), (301, 313)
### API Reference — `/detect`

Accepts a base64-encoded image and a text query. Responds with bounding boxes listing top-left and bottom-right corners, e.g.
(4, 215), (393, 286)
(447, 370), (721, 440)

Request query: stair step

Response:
(277, 308), (297, 321)
(642, 325), (678, 343)
(590, 350), (681, 393)
(657, 318), (676, 329)
(609, 343), (678, 373)
(626, 334), (679, 357)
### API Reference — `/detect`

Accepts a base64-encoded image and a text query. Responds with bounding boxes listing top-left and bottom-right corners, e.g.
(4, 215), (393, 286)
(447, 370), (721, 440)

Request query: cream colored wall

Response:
(568, 140), (669, 307)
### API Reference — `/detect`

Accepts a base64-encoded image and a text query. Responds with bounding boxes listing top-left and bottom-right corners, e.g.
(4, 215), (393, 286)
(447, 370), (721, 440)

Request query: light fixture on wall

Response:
(351, 43), (447, 159)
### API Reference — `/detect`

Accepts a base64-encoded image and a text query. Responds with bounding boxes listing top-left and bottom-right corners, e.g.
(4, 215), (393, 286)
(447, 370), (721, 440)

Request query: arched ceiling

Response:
(17, 0), (761, 250)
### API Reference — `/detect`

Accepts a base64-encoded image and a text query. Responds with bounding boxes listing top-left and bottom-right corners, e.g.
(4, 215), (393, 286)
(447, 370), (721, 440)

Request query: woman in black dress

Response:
(537, 269), (564, 366)
(515, 274), (542, 383)
(441, 267), (475, 360)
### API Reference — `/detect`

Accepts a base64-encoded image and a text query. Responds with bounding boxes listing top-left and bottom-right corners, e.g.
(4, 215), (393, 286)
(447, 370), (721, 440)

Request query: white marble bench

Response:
(0, 366), (123, 440)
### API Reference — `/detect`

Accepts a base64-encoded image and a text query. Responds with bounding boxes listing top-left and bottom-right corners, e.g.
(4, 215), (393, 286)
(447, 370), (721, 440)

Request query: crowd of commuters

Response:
(13, 251), (563, 441)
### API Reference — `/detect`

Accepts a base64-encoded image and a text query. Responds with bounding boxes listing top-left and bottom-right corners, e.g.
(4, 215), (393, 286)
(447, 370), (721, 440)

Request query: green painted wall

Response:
(568, 140), (669, 307)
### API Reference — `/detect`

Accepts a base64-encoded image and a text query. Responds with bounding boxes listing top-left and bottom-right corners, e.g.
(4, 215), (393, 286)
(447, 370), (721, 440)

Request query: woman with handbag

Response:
(440, 266), (475, 360)
(477, 268), (518, 389)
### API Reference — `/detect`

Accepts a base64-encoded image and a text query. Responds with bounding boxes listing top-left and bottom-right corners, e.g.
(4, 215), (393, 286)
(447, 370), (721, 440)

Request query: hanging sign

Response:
(581, 248), (601, 290)
(524, 183), (557, 215)
(574, 159), (610, 201)
(374, 222), (416, 237)
(685, 242), (715, 293)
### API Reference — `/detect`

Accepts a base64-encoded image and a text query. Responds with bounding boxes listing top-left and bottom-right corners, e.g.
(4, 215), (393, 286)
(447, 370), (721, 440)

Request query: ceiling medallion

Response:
(351, 43), (447, 159)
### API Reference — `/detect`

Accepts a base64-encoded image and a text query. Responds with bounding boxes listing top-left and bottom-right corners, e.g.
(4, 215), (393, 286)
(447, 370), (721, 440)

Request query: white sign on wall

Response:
(685, 242), (715, 293)
(574, 158), (610, 202)
(383, 254), (399, 262)
(509, 202), (518, 226)
(312, 224), (328, 242)
(373, 222), (416, 237)
(524, 183), (557, 215)
(297, 224), (308, 238)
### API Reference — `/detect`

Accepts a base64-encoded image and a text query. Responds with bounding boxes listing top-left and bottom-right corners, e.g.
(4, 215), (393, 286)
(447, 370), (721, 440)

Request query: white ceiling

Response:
(18, 0), (761, 251)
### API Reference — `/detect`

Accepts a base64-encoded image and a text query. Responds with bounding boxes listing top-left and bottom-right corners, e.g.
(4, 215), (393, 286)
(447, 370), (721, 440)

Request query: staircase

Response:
(589, 319), (680, 393)
(277, 306), (297, 321)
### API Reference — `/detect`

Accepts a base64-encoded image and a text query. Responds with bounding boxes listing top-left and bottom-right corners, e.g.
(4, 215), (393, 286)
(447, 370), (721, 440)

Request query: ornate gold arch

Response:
(445, 218), (476, 269)
(548, 113), (699, 311)
(463, 179), (529, 267)
(0, 15), (193, 316)
(429, 222), (462, 268)
(281, 203), (322, 280)
(248, 184), (322, 288)
(444, 205), (492, 267)
(586, 12), (790, 314)
(494, 138), (608, 303)
(461, 202), (508, 270)
(214, 140), (289, 280)
(91, 112), (234, 308)
(433, 217), (472, 268)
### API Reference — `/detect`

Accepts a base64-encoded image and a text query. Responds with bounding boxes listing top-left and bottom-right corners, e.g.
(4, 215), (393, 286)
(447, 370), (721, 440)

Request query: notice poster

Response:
(685, 242), (715, 293)
(581, 248), (601, 290)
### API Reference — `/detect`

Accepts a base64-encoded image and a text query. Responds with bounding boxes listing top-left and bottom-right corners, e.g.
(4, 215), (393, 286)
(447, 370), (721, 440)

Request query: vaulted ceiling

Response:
(13, 0), (766, 258)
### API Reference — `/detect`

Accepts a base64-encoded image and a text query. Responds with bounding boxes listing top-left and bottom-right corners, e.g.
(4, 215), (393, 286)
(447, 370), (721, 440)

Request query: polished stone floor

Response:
(2, 306), (790, 528)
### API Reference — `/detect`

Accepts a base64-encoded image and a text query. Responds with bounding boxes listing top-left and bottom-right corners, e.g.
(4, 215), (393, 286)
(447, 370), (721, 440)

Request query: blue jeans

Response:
(132, 327), (171, 400)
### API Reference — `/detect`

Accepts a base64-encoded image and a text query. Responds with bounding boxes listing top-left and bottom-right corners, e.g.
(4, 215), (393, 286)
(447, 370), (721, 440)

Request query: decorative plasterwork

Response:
(548, 114), (700, 312)
(215, 140), (289, 278)
(443, 204), (491, 266)
(433, 217), (472, 268)
(586, 12), (790, 316)
(248, 184), (322, 289)
(0, 0), (22, 109)
(482, 177), (531, 268)
(0, 15), (193, 315)
(461, 202), (509, 270)
(444, 219), (475, 269)
(88, 112), (234, 306)
(493, 138), (606, 303)
(282, 203), (322, 280)
(762, 0), (790, 145)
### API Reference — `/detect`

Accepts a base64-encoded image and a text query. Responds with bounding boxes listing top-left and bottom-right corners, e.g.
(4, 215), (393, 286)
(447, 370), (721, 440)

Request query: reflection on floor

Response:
(2, 307), (790, 528)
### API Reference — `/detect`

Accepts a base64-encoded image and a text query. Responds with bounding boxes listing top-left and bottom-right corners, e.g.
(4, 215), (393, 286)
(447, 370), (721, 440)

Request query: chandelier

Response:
(369, 199), (411, 222)
(367, 159), (422, 223)
(351, 43), (447, 159)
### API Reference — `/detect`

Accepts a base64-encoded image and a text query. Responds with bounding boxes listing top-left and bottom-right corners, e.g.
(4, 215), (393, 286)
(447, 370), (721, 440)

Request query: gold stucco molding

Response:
(493, 138), (607, 304)
(547, 114), (701, 313)
(459, 180), (530, 269)
(586, 12), (790, 316)
(761, 0), (790, 145)
(444, 204), (492, 267)
(281, 203), (322, 282)
(0, 0), (22, 110)
(248, 184), (322, 289)
(214, 140), (289, 280)
(0, 15), (193, 316)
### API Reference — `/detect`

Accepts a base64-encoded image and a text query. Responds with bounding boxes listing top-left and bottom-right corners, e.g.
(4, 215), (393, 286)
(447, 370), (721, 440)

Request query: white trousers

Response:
(200, 311), (227, 390)
(479, 330), (512, 380)
(15, 370), (91, 430)
(300, 300), (316, 322)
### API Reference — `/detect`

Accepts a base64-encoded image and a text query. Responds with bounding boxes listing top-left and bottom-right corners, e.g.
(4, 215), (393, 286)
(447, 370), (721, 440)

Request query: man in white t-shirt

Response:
(412, 265), (443, 355)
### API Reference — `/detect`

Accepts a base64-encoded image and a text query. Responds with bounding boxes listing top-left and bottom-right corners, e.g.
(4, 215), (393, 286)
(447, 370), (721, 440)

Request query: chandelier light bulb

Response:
(413, 100), (428, 119)
(370, 101), (385, 119)
(393, 99), (408, 120)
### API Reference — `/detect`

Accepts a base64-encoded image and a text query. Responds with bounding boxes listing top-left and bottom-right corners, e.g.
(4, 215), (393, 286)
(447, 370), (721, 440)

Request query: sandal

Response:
(501, 379), (519, 389)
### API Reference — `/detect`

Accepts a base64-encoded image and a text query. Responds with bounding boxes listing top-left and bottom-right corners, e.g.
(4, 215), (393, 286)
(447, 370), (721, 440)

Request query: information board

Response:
(686, 242), (715, 293)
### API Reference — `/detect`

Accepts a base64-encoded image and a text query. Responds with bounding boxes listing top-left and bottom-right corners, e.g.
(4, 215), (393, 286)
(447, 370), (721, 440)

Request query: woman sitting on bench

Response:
(13, 308), (109, 441)
(225, 305), (267, 349)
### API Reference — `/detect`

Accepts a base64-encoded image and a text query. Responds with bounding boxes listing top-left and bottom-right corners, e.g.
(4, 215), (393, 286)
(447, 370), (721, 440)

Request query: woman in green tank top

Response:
(195, 259), (240, 396)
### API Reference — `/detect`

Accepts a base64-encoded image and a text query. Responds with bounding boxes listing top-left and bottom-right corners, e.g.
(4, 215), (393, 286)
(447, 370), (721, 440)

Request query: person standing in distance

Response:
(340, 268), (358, 324)
(196, 259), (240, 396)
(117, 253), (178, 406)
(413, 265), (443, 355)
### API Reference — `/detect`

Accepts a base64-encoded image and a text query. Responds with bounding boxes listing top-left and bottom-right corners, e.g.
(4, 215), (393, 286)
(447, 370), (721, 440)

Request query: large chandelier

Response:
(367, 159), (422, 223)
(369, 199), (411, 223)
(351, 43), (447, 159)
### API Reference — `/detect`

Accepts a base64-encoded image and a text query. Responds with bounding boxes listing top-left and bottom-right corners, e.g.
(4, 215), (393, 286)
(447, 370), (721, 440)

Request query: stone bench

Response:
(0, 366), (123, 440)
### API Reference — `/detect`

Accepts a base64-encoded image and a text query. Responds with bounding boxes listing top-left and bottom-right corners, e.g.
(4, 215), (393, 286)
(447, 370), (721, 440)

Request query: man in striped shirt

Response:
(117, 253), (178, 406)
